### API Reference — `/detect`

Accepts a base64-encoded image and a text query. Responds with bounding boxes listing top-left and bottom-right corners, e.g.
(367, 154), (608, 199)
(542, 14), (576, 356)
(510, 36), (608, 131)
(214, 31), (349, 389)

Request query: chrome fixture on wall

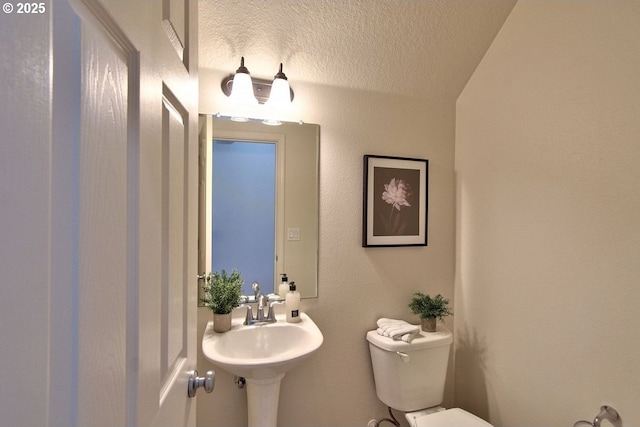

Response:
(574, 405), (621, 427)
(221, 57), (294, 107)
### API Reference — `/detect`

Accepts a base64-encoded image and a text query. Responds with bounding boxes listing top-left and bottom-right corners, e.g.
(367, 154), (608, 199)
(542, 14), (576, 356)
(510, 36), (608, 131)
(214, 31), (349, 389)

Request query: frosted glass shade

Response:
(265, 77), (292, 109)
(229, 72), (258, 105)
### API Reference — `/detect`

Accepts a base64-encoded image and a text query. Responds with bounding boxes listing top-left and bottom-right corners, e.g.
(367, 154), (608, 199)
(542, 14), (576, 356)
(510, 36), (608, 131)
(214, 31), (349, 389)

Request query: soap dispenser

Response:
(285, 281), (301, 323)
(278, 273), (289, 298)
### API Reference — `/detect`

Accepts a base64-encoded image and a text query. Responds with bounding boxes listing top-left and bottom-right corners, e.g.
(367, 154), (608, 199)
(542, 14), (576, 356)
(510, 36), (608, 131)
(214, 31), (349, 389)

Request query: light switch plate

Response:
(287, 228), (300, 241)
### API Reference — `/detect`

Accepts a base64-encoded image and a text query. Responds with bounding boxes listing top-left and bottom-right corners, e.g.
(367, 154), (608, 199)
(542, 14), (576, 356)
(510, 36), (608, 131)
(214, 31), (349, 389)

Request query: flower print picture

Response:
(376, 173), (419, 236)
(363, 155), (428, 247)
(383, 178), (411, 211)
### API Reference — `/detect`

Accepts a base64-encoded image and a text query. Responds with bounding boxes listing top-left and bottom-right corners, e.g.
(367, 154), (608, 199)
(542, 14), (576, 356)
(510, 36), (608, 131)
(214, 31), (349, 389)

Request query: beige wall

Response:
(455, 1), (640, 426)
(198, 70), (457, 425)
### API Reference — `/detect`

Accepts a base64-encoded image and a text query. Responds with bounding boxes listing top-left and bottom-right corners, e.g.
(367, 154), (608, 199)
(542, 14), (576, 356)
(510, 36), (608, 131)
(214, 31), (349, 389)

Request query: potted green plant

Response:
(408, 292), (453, 332)
(201, 269), (243, 332)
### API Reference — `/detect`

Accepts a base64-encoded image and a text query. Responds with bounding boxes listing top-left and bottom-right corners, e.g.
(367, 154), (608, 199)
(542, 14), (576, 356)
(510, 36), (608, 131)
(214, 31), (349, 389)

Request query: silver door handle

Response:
(187, 369), (215, 398)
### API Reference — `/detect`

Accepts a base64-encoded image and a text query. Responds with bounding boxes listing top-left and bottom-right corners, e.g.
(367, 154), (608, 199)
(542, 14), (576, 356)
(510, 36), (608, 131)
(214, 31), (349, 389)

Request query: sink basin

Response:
(202, 312), (323, 379)
(202, 313), (323, 378)
(202, 312), (323, 427)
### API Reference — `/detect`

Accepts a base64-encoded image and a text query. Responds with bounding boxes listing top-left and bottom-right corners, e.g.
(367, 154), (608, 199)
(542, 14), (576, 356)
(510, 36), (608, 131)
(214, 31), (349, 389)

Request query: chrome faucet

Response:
(243, 281), (284, 325)
(256, 293), (268, 322)
(251, 281), (261, 298)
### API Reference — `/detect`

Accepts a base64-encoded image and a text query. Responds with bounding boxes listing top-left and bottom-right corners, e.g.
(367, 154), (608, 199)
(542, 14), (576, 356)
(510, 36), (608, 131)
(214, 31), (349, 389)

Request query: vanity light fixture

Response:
(264, 63), (292, 109)
(227, 57), (259, 107)
(221, 58), (295, 125)
(262, 63), (293, 126)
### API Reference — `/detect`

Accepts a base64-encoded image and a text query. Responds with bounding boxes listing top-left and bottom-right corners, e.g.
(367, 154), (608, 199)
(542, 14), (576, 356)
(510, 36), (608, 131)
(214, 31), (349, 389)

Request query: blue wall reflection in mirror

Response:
(211, 140), (276, 296)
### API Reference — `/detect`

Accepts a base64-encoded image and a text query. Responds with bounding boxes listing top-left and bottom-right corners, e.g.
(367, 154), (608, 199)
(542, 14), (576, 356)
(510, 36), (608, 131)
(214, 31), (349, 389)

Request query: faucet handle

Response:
(243, 305), (254, 325)
(266, 300), (285, 321)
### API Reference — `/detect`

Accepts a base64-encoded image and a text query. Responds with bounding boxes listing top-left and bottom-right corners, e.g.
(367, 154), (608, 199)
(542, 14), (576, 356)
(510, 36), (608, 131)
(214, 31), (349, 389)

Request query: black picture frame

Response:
(362, 155), (428, 247)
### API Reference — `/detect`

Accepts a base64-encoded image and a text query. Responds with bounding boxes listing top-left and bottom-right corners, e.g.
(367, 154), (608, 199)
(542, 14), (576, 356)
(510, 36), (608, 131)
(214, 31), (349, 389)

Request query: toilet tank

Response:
(367, 326), (453, 412)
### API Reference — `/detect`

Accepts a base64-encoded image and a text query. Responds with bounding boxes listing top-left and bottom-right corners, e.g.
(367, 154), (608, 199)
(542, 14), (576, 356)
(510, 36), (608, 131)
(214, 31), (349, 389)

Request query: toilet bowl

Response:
(367, 326), (492, 427)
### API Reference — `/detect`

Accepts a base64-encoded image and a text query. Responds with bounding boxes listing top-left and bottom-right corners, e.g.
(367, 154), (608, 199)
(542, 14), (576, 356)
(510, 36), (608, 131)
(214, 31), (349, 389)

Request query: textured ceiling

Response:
(199, 0), (517, 101)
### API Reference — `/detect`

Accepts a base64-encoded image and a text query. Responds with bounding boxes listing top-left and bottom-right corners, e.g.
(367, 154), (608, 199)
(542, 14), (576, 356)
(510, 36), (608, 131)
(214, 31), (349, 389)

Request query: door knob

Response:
(187, 369), (215, 398)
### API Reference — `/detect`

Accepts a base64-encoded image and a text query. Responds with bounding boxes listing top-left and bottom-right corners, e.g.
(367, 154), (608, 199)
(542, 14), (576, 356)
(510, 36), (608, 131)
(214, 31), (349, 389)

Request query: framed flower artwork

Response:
(362, 155), (428, 247)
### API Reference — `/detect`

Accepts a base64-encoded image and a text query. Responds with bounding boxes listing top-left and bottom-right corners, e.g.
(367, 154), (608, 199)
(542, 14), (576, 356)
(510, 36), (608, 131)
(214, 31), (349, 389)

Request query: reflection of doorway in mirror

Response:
(211, 140), (276, 296)
(201, 115), (319, 299)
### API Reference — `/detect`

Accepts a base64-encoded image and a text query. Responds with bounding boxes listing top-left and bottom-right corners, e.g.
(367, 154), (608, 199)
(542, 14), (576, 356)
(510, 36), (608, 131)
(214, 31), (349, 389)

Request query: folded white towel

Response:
(376, 318), (420, 343)
(377, 318), (406, 327)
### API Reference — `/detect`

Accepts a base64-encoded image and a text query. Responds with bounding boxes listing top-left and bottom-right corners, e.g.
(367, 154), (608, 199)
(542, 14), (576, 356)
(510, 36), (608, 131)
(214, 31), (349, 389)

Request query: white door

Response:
(0, 0), (197, 426)
(70, 0), (199, 426)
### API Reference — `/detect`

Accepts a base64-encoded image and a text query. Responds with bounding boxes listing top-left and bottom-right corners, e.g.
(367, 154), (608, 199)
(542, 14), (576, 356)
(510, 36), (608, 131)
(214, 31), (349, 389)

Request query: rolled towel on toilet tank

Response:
(376, 318), (420, 342)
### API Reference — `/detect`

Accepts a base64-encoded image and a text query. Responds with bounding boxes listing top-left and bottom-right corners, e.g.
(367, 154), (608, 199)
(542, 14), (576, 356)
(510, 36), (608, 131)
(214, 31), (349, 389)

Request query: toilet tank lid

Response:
(412, 408), (493, 427)
(366, 326), (452, 352)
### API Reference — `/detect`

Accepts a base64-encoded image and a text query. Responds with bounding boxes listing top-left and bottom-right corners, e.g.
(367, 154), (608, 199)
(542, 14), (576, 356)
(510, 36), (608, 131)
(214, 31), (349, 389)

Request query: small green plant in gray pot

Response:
(408, 292), (453, 332)
(201, 269), (243, 332)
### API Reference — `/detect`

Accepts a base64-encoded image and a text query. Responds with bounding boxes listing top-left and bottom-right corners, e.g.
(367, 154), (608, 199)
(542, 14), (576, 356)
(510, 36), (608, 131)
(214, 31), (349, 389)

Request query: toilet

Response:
(367, 325), (492, 427)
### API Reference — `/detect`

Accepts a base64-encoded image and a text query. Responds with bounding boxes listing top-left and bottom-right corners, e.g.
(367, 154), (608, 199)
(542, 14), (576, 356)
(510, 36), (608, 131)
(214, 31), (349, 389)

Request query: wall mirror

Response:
(198, 115), (319, 300)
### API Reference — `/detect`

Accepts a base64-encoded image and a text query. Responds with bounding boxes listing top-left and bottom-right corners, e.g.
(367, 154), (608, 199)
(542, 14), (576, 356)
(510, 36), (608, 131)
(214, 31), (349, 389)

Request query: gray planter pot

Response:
(421, 317), (437, 332)
(213, 312), (232, 333)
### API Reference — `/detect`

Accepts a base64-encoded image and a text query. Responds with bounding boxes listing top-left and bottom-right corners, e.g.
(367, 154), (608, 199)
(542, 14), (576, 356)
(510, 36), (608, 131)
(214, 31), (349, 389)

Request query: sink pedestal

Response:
(246, 374), (285, 427)
(202, 314), (323, 427)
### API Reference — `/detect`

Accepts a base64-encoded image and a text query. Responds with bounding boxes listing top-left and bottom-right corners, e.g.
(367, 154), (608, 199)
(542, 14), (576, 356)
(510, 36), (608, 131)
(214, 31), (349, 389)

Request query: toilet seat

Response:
(407, 408), (493, 427)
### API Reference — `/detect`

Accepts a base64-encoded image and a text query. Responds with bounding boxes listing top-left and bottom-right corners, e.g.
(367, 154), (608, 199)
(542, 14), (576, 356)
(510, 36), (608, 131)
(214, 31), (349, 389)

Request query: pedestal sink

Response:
(202, 312), (323, 427)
